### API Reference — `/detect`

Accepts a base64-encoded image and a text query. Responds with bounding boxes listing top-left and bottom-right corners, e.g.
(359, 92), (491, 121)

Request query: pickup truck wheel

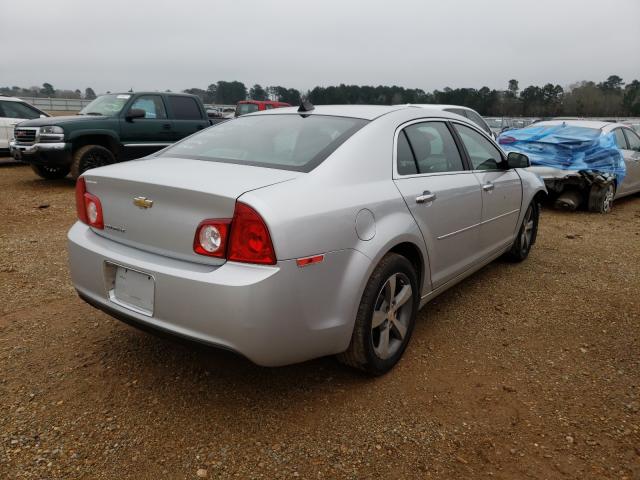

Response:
(337, 253), (419, 376)
(30, 164), (70, 179)
(588, 182), (615, 213)
(505, 201), (539, 262)
(71, 145), (115, 179)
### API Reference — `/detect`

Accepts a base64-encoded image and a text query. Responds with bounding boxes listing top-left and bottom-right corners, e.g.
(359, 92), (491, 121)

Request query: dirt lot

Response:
(0, 162), (639, 479)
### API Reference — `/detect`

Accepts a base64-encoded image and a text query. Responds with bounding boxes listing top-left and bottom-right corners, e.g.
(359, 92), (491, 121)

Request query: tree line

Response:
(2, 75), (639, 116)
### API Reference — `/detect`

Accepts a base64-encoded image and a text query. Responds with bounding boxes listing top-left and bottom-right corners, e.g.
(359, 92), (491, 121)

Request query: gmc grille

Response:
(14, 128), (37, 145)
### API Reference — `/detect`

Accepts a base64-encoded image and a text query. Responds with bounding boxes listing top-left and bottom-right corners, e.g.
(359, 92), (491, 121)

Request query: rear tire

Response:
(588, 182), (615, 213)
(30, 164), (70, 179)
(337, 253), (419, 375)
(70, 145), (115, 179)
(505, 201), (539, 262)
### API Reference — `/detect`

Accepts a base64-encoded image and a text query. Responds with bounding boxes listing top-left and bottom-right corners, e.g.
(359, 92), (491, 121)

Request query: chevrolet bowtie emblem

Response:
(133, 196), (154, 209)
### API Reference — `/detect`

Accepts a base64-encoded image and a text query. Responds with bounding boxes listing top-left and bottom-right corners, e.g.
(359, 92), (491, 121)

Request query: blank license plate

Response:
(111, 266), (155, 316)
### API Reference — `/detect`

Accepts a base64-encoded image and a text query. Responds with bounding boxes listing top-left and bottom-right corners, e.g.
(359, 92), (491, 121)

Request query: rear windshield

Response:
(160, 114), (368, 172)
(235, 103), (259, 116)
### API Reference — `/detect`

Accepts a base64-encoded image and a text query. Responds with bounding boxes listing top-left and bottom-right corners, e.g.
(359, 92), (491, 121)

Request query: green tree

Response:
(84, 87), (97, 99)
(507, 79), (519, 98)
(215, 81), (247, 104)
(41, 82), (55, 96)
(249, 84), (267, 101)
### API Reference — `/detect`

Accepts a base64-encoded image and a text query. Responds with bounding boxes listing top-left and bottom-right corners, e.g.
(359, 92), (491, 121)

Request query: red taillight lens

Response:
(75, 177), (88, 224)
(193, 202), (276, 265)
(75, 176), (104, 229)
(227, 203), (276, 265)
(193, 220), (231, 257)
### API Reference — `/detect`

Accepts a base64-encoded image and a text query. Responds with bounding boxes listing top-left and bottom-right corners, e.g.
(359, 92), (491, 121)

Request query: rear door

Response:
(119, 94), (174, 159)
(167, 95), (209, 140)
(452, 122), (522, 258)
(393, 120), (483, 289)
(621, 128), (640, 193)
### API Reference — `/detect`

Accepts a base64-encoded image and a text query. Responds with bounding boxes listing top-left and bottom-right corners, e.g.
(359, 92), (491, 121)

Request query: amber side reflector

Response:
(296, 255), (325, 267)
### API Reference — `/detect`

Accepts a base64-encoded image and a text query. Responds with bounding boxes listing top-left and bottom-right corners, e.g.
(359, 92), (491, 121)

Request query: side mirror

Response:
(507, 151), (530, 169)
(126, 108), (146, 121)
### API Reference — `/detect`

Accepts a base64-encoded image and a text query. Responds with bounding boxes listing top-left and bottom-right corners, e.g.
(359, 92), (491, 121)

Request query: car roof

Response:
(532, 119), (619, 130)
(0, 95), (26, 102)
(250, 104), (410, 120)
(409, 104), (478, 112)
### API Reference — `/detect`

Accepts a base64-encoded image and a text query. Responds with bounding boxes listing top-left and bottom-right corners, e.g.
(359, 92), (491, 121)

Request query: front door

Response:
(393, 121), (483, 290)
(453, 123), (522, 258)
(119, 95), (174, 160)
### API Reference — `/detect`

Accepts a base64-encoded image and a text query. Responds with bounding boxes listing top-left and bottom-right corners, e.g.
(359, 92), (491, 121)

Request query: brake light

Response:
(75, 176), (104, 229)
(193, 203), (276, 264)
(75, 177), (88, 224)
(194, 220), (231, 258)
(228, 203), (276, 265)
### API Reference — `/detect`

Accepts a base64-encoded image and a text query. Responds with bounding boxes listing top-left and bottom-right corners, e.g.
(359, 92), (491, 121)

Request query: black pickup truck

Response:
(10, 92), (211, 179)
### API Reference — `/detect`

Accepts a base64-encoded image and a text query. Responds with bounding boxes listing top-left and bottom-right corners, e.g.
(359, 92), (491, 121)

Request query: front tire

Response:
(505, 201), (539, 262)
(337, 253), (419, 375)
(30, 164), (70, 179)
(588, 182), (615, 213)
(70, 145), (115, 179)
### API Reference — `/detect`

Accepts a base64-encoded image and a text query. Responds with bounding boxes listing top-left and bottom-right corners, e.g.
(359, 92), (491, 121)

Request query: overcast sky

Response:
(2, 0), (639, 94)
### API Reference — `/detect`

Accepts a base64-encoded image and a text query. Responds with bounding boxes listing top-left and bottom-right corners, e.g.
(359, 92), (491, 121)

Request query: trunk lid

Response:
(83, 157), (300, 265)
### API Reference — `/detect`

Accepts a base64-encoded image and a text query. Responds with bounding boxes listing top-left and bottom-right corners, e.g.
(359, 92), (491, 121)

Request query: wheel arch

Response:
(69, 132), (120, 158)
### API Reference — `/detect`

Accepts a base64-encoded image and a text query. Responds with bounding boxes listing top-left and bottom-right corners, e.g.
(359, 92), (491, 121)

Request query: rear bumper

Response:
(67, 222), (371, 366)
(9, 141), (71, 165)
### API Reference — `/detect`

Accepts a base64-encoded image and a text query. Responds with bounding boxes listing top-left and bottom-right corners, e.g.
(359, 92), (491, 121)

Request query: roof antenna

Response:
(298, 99), (315, 113)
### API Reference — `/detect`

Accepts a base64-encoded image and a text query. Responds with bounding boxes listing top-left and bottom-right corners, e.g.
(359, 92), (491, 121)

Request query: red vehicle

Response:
(235, 100), (291, 117)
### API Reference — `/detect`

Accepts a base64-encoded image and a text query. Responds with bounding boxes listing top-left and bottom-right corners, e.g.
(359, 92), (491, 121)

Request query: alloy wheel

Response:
(371, 272), (413, 360)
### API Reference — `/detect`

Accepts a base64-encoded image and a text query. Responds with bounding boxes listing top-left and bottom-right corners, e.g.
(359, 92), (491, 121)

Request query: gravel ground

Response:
(1, 162), (639, 479)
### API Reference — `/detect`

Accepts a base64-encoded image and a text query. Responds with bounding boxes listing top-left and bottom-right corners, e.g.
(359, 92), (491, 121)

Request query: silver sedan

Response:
(68, 104), (546, 375)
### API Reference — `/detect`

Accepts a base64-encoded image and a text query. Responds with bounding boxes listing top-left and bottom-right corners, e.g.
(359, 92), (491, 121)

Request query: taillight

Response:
(193, 202), (276, 265)
(75, 176), (104, 229)
(75, 177), (88, 224)
(193, 220), (231, 258)
(228, 203), (276, 265)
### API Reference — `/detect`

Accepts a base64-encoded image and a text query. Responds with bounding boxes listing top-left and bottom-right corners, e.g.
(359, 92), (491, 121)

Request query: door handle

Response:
(161, 123), (171, 130)
(416, 191), (436, 204)
(482, 183), (495, 192)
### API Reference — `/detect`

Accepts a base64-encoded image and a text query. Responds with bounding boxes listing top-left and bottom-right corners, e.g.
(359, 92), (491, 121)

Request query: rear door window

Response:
(168, 96), (202, 120)
(400, 122), (464, 174)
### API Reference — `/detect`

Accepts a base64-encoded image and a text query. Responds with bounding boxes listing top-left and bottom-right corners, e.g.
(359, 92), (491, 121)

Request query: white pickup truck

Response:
(0, 96), (49, 155)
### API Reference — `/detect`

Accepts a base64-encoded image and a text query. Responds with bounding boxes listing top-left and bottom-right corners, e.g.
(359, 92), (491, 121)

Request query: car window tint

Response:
(465, 109), (492, 135)
(1, 101), (42, 119)
(169, 96), (201, 120)
(454, 123), (503, 170)
(397, 130), (417, 175)
(130, 95), (167, 119)
(404, 122), (464, 173)
(623, 129), (640, 151)
(614, 129), (628, 149)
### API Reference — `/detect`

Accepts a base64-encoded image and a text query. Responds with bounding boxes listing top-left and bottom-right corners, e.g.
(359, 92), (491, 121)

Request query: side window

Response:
(403, 122), (464, 173)
(169, 96), (202, 120)
(465, 109), (492, 136)
(623, 129), (640, 151)
(129, 95), (167, 119)
(454, 123), (503, 170)
(614, 129), (628, 149)
(397, 131), (418, 175)
(264, 104), (274, 110)
(1, 101), (42, 119)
